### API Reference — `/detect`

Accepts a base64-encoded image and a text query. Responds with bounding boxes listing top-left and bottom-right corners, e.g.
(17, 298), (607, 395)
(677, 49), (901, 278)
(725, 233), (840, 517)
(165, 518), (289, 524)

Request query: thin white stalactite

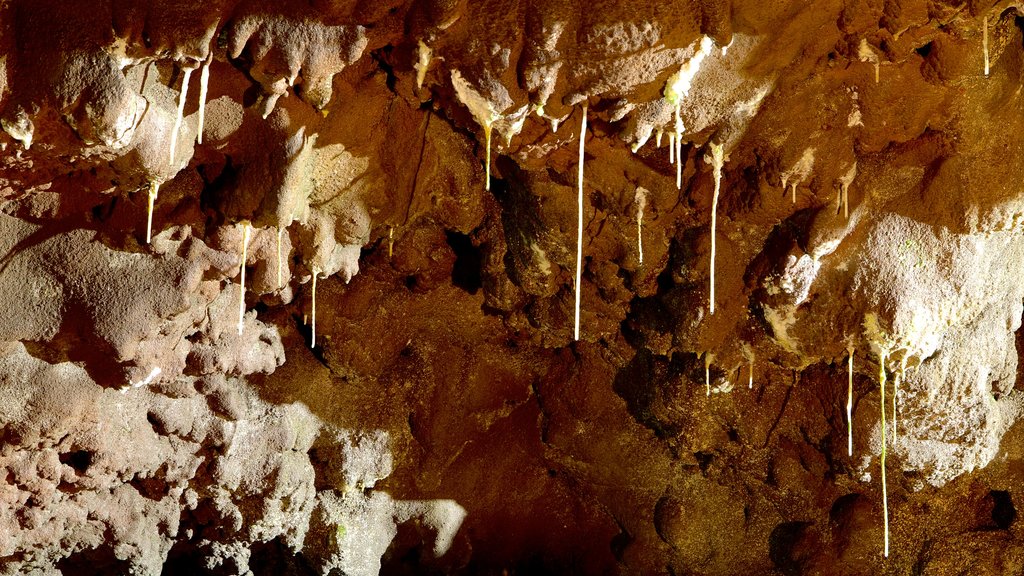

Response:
(668, 133), (675, 164)
(635, 188), (647, 265)
(276, 227), (284, 289)
(847, 347), (854, 457)
(704, 353), (712, 397)
(984, 15), (990, 77)
(674, 106), (683, 190)
(146, 182), (160, 244)
(311, 268), (321, 348)
(748, 354), (754, 389)
(574, 104), (587, 342)
(196, 57), (211, 145)
(676, 134), (682, 190)
(237, 222), (251, 335)
(388, 226), (394, 259)
(707, 143), (724, 315)
(169, 67), (193, 166)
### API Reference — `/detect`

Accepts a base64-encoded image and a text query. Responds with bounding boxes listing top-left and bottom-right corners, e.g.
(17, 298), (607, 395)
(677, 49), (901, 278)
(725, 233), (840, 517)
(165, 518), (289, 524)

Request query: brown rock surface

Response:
(1, 0), (1024, 574)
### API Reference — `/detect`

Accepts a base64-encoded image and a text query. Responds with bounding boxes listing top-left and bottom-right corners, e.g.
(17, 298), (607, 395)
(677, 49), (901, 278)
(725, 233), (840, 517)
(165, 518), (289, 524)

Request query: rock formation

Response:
(1, 0), (1024, 574)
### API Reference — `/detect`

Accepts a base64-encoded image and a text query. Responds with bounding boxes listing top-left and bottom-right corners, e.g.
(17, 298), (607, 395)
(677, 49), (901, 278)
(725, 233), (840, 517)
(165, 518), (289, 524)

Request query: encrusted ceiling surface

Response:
(2, 1), (1024, 574)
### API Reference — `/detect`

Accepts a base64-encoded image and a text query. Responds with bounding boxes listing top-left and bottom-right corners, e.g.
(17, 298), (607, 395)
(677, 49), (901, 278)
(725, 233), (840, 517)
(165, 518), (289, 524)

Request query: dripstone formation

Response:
(1, 1), (1024, 574)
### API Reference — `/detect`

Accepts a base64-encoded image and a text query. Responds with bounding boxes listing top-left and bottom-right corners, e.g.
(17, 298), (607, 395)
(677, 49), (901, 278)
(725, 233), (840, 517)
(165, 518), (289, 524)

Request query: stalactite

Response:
(675, 133), (682, 190)
(388, 226), (394, 259)
(237, 221), (251, 336)
(748, 354), (754, 389)
(145, 181), (160, 244)
(704, 353), (713, 397)
(169, 66), (193, 166)
(656, 129), (663, 148)
(631, 126), (653, 153)
(668, 133), (675, 164)
(450, 71), (499, 192)
(196, 56), (211, 145)
(484, 123), (493, 191)
(706, 142), (724, 315)
(879, 350), (890, 558)
(847, 346), (854, 457)
(983, 15), (990, 77)
(415, 40), (433, 89)
(276, 227), (284, 289)
(674, 106), (683, 190)
(634, 188), (647, 265)
(839, 163), (857, 219)
(858, 39), (880, 84)
(574, 104), (587, 342)
(311, 268), (321, 348)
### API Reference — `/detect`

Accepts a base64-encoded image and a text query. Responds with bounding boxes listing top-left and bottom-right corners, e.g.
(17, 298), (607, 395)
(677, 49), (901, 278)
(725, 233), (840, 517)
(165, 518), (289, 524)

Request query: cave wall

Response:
(2, 0), (1024, 574)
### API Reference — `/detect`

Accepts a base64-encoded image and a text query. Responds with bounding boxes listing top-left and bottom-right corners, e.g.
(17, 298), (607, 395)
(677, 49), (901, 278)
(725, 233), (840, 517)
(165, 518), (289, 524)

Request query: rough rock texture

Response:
(2, 0), (1024, 574)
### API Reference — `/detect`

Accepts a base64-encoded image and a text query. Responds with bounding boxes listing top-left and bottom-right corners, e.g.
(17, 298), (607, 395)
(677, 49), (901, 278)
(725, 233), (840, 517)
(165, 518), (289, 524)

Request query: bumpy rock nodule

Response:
(2, 0), (1024, 574)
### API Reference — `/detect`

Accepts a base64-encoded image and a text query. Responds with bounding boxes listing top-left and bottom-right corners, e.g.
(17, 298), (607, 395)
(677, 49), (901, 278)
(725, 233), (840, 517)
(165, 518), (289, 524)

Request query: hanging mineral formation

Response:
(145, 181), (160, 244)
(635, 188), (647, 265)
(858, 39), (880, 84)
(450, 70), (500, 191)
(706, 142), (724, 315)
(237, 221), (251, 335)
(983, 15), (990, 77)
(675, 117), (683, 190)
(415, 40), (433, 89)
(196, 56), (211, 145)
(276, 227), (284, 289)
(169, 66), (194, 166)
(847, 346), (854, 457)
(662, 36), (713, 191)
(704, 353), (713, 397)
(839, 163), (857, 219)
(311, 268), (321, 348)
(574, 104), (587, 342)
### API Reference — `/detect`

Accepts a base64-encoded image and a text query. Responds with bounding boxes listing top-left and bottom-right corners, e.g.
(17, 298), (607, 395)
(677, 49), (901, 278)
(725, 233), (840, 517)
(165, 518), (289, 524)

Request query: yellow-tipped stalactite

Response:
(146, 181), (161, 244)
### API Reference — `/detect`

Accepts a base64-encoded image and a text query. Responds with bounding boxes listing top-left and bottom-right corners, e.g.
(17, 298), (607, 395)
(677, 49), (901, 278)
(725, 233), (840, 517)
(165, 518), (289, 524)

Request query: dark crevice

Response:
(768, 521), (812, 576)
(59, 450), (92, 473)
(990, 490), (1016, 529)
(445, 230), (483, 295)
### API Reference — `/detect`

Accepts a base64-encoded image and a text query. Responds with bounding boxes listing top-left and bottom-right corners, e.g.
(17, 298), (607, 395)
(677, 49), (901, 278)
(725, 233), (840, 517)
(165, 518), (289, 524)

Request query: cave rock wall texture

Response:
(2, 0), (1024, 574)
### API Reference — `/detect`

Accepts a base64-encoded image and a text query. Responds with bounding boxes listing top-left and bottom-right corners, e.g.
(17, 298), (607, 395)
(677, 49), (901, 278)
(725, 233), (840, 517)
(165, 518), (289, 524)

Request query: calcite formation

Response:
(2, 0), (1024, 574)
